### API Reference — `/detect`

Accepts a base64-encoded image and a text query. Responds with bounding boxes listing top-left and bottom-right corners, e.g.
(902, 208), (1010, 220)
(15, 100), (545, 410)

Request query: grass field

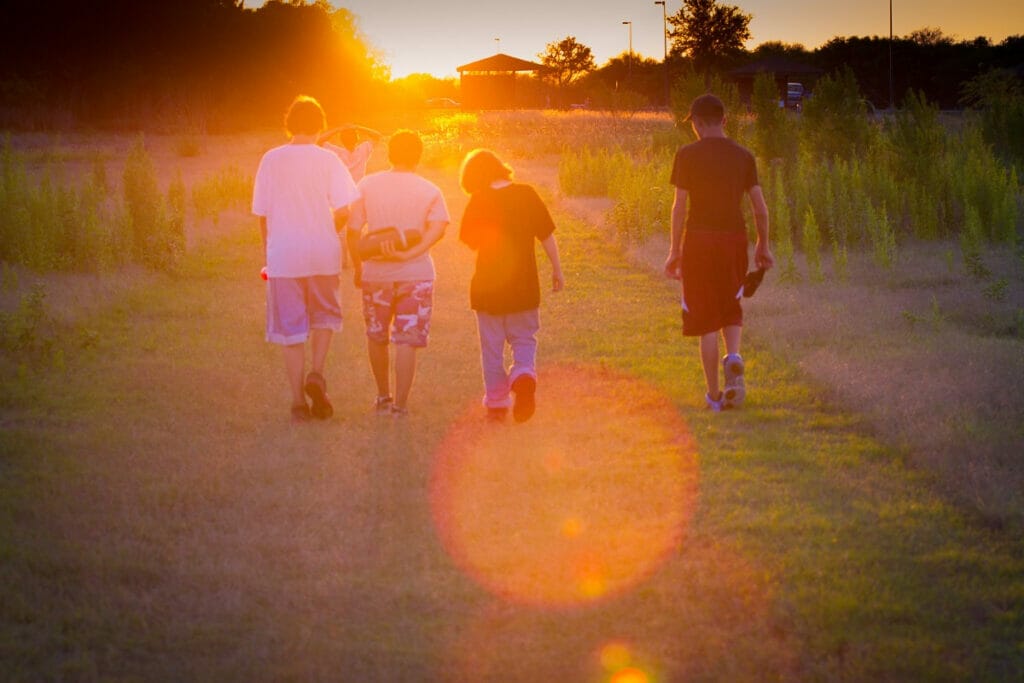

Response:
(1, 124), (1023, 681)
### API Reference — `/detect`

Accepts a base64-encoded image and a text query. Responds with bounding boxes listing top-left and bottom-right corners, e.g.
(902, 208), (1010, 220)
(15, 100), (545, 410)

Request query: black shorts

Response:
(680, 229), (748, 336)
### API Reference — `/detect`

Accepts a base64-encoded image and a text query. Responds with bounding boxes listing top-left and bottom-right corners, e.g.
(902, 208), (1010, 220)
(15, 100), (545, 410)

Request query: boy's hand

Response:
(664, 254), (681, 280)
(754, 240), (775, 270)
(378, 240), (414, 261)
(551, 269), (565, 292)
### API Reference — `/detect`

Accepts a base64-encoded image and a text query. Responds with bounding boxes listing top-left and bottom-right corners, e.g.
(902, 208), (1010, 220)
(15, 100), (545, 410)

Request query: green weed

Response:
(802, 205), (823, 281)
(191, 164), (251, 226)
(0, 283), (57, 365)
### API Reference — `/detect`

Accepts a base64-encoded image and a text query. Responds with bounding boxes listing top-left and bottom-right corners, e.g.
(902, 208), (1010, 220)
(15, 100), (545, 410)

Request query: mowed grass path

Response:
(2, 165), (1023, 682)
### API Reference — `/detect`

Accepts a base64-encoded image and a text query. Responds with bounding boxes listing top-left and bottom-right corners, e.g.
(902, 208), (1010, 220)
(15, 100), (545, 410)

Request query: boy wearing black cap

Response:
(664, 93), (774, 411)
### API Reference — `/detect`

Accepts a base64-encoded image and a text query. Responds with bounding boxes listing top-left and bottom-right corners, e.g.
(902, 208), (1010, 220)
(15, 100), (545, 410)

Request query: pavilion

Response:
(456, 53), (548, 109)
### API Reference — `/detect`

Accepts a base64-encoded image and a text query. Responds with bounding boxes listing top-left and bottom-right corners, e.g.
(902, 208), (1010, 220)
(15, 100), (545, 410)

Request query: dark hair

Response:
(685, 93), (726, 125)
(459, 148), (513, 194)
(285, 95), (326, 137)
(388, 129), (423, 167)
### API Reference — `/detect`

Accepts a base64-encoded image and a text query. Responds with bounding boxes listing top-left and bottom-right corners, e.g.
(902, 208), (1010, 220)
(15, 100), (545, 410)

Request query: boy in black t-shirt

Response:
(459, 149), (565, 422)
(664, 94), (774, 411)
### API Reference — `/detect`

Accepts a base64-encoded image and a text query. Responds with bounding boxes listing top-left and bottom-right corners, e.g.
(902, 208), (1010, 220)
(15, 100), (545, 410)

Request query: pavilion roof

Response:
(457, 53), (547, 73)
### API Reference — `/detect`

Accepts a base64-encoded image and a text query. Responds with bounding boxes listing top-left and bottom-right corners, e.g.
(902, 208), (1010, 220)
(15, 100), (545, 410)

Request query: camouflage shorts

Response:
(360, 280), (434, 347)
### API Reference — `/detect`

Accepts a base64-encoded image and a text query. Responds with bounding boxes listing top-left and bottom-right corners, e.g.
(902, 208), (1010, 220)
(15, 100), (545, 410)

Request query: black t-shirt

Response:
(669, 137), (759, 233)
(459, 183), (556, 314)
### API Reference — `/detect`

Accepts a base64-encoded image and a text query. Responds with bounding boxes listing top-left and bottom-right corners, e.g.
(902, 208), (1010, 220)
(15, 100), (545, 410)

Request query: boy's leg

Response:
(699, 331), (721, 399)
(508, 309), (540, 422)
(310, 329), (332, 376)
(506, 309), (540, 385)
(283, 343), (306, 406)
(394, 344), (417, 410)
(389, 280), (433, 412)
(362, 282), (396, 403)
(723, 325), (741, 357)
(367, 340), (391, 398)
(476, 312), (512, 409)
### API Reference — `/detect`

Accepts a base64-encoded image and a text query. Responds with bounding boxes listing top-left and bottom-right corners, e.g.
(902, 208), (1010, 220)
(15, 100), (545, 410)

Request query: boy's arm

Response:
(380, 219), (448, 261)
(357, 125), (383, 140)
(345, 200), (366, 286)
(664, 187), (687, 279)
(540, 234), (564, 292)
(317, 126), (344, 144)
(748, 185), (774, 270)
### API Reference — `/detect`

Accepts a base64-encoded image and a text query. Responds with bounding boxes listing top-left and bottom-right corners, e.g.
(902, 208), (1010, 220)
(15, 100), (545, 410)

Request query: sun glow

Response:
(430, 364), (698, 608)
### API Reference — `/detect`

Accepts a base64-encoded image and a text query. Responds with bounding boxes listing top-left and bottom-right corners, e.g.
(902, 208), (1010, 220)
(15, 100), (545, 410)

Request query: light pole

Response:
(888, 0), (894, 110)
(622, 21), (633, 79)
(654, 0), (668, 106)
(495, 37), (501, 54)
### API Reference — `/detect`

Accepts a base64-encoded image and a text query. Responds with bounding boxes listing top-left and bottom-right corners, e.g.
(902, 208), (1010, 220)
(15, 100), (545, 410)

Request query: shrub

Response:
(192, 164), (251, 225)
(800, 66), (876, 162)
(961, 68), (1024, 169)
(751, 73), (798, 165)
(801, 205), (823, 281)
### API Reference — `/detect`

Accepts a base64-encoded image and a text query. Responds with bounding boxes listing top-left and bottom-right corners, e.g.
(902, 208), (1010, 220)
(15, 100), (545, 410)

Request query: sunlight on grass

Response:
(430, 364), (698, 608)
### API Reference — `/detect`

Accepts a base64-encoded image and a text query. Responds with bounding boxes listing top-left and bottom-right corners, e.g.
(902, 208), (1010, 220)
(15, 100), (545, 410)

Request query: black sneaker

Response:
(304, 372), (334, 419)
(511, 375), (536, 423)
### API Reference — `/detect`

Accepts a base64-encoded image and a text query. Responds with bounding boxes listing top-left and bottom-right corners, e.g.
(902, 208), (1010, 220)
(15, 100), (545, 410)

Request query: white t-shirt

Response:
(350, 170), (450, 282)
(324, 141), (373, 182)
(252, 143), (359, 277)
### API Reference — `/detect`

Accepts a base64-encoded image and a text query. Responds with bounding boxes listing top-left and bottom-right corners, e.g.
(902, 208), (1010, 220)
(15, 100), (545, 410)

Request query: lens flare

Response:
(430, 364), (698, 608)
(611, 667), (650, 683)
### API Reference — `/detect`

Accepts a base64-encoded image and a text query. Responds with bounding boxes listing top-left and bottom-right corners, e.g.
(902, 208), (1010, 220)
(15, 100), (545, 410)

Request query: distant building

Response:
(457, 53), (548, 109)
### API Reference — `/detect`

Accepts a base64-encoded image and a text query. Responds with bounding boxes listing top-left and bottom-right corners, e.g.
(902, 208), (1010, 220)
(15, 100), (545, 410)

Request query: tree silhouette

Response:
(667, 0), (751, 81)
(539, 36), (596, 88)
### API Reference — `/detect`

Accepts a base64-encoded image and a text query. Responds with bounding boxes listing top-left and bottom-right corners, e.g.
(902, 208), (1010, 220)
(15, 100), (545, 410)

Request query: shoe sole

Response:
(723, 356), (745, 408)
(511, 375), (536, 423)
(304, 375), (334, 419)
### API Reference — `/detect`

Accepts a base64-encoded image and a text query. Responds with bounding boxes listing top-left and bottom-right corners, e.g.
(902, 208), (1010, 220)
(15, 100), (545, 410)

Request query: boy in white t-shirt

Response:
(252, 96), (359, 422)
(346, 130), (450, 416)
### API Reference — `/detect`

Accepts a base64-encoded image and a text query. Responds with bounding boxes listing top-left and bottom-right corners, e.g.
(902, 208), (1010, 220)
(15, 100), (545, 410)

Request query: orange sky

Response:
(252, 1), (1024, 78)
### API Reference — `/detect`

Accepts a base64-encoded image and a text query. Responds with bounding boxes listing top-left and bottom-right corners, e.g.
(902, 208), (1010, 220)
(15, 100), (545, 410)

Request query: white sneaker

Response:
(705, 392), (724, 412)
(722, 354), (746, 408)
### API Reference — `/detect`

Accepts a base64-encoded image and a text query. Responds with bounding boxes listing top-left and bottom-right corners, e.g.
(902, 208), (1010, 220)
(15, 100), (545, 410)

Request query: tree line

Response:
(0, 0), (386, 131)
(1, 0), (1021, 131)
(542, 0), (1023, 112)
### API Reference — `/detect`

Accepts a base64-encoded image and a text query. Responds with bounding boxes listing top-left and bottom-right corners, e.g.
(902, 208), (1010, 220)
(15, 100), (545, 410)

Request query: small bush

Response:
(192, 164), (250, 227)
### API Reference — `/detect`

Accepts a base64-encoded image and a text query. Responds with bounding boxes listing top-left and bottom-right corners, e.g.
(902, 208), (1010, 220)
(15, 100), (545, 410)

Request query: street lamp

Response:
(495, 37), (501, 54)
(622, 21), (633, 79)
(654, 0), (668, 106)
(888, 0), (894, 110)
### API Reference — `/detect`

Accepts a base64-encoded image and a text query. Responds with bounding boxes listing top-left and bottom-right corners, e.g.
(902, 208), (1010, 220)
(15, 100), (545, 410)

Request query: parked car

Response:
(425, 97), (460, 109)
(785, 82), (804, 111)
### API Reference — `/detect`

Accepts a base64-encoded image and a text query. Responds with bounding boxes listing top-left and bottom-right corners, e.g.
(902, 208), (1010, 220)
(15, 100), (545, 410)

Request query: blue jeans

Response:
(475, 309), (540, 409)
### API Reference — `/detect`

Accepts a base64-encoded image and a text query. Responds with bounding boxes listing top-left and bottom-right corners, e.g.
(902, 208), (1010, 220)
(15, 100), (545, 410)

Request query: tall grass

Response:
(552, 72), (1021, 283)
(0, 137), (191, 273)
(559, 147), (674, 244)
(0, 139), (127, 271)
(191, 164), (251, 226)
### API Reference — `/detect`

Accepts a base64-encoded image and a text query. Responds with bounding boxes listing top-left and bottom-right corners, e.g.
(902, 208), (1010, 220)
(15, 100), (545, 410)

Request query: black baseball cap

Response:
(684, 93), (725, 122)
